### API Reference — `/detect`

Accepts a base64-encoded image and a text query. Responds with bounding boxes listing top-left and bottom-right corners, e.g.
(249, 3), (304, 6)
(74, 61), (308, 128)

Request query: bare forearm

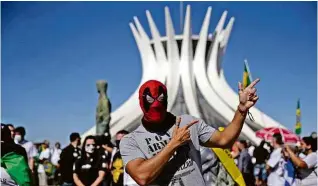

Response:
(103, 146), (113, 153)
(91, 172), (105, 186)
(132, 141), (178, 185)
(29, 158), (34, 171)
(73, 174), (85, 186)
(223, 108), (247, 146)
(287, 149), (307, 168)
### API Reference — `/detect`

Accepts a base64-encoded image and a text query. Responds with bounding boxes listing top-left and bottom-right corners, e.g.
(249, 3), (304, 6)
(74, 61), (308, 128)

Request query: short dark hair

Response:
(239, 140), (248, 148)
(273, 133), (284, 145)
(70, 132), (80, 142)
(116, 130), (129, 135)
(15, 126), (26, 137)
(303, 136), (317, 152)
(1, 124), (13, 143)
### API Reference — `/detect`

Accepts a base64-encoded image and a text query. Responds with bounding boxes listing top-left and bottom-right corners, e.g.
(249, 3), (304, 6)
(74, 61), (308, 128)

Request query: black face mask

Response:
(115, 140), (120, 147)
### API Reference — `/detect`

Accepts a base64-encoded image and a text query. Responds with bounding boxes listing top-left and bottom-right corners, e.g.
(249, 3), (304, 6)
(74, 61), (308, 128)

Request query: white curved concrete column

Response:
(82, 6), (285, 145)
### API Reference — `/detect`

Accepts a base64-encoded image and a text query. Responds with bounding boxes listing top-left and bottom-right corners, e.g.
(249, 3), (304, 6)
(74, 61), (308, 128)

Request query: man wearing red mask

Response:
(120, 79), (260, 186)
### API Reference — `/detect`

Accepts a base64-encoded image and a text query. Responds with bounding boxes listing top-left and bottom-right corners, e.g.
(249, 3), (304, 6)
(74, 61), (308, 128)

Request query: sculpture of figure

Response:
(96, 80), (111, 136)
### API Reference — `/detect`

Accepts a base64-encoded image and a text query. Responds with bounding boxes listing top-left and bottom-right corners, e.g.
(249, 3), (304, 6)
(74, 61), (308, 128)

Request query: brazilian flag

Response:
(295, 99), (301, 135)
(243, 59), (253, 89)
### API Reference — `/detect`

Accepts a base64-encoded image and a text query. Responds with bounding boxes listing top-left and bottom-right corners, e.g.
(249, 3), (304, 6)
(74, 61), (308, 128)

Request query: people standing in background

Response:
(282, 145), (298, 186)
(266, 133), (285, 186)
(1, 124), (32, 186)
(98, 135), (113, 186)
(284, 136), (317, 186)
(37, 140), (51, 186)
(200, 146), (219, 185)
(110, 130), (137, 186)
(231, 141), (240, 165)
(51, 142), (62, 185)
(73, 136), (107, 186)
(237, 140), (253, 186)
(14, 127), (38, 176)
(7, 124), (15, 139)
(59, 132), (81, 186)
(200, 146), (235, 186)
(247, 140), (255, 157)
(253, 140), (269, 186)
(51, 142), (62, 167)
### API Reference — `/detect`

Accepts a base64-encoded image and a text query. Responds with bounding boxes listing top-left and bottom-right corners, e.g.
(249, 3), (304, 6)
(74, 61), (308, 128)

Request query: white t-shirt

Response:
(267, 147), (285, 186)
(18, 140), (38, 160)
(299, 152), (317, 186)
(37, 148), (51, 173)
(50, 148), (62, 166)
(248, 146), (255, 157)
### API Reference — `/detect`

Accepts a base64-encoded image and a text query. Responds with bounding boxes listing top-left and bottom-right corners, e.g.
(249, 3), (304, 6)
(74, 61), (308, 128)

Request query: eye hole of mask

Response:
(157, 93), (164, 102)
(146, 95), (154, 103)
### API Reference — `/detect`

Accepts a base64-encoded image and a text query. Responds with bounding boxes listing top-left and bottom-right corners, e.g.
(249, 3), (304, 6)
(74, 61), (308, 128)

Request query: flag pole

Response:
(244, 59), (253, 81)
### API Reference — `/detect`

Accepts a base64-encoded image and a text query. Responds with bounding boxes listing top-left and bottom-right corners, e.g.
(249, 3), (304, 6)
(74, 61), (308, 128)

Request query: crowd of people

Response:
(2, 122), (316, 186)
(1, 123), (135, 186)
(227, 132), (317, 186)
(1, 80), (317, 186)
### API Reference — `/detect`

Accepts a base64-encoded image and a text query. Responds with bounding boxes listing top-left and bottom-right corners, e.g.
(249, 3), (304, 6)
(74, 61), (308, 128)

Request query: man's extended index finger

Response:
(247, 78), (260, 88)
(186, 120), (199, 129)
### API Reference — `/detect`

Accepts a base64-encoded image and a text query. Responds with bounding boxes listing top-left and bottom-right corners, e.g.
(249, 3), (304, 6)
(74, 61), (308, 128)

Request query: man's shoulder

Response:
(305, 152), (317, 161)
(21, 140), (34, 147)
(62, 145), (72, 152)
(14, 143), (27, 155)
(121, 133), (136, 142)
(120, 133), (140, 149)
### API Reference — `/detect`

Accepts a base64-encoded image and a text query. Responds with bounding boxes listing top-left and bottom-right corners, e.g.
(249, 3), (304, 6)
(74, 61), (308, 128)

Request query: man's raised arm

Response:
(122, 119), (198, 186)
(203, 79), (260, 148)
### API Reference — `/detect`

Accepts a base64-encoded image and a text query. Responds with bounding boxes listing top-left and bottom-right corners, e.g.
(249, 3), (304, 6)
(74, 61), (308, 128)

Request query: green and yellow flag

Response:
(243, 59), (253, 89)
(295, 99), (301, 135)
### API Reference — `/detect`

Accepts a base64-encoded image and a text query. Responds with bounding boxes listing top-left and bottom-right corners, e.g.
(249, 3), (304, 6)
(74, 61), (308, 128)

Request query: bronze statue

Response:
(96, 80), (111, 136)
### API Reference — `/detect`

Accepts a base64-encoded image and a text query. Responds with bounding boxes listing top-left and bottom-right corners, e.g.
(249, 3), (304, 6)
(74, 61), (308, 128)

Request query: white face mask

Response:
(14, 135), (22, 142)
(85, 144), (95, 154)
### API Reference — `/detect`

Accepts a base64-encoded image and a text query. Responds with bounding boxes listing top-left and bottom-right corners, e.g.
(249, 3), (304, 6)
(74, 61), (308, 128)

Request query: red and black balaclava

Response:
(139, 80), (168, 123)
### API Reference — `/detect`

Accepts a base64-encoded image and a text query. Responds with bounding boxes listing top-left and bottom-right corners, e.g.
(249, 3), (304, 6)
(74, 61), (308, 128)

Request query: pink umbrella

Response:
(256, 127), (300, 144)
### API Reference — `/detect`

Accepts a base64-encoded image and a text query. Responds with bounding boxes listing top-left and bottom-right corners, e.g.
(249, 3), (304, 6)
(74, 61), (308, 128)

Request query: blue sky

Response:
(2, 1), (317, 147)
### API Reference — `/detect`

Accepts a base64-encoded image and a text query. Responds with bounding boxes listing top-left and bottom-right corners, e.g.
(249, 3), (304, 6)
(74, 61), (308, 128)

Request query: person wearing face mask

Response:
(1, 124), (32, 186)
(73, 136), (107, 186)
(59, 132), (81, 186)
(284, 136), (317, 186)
(120, 79), (260, 186)
(14, 127), (38, 175)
